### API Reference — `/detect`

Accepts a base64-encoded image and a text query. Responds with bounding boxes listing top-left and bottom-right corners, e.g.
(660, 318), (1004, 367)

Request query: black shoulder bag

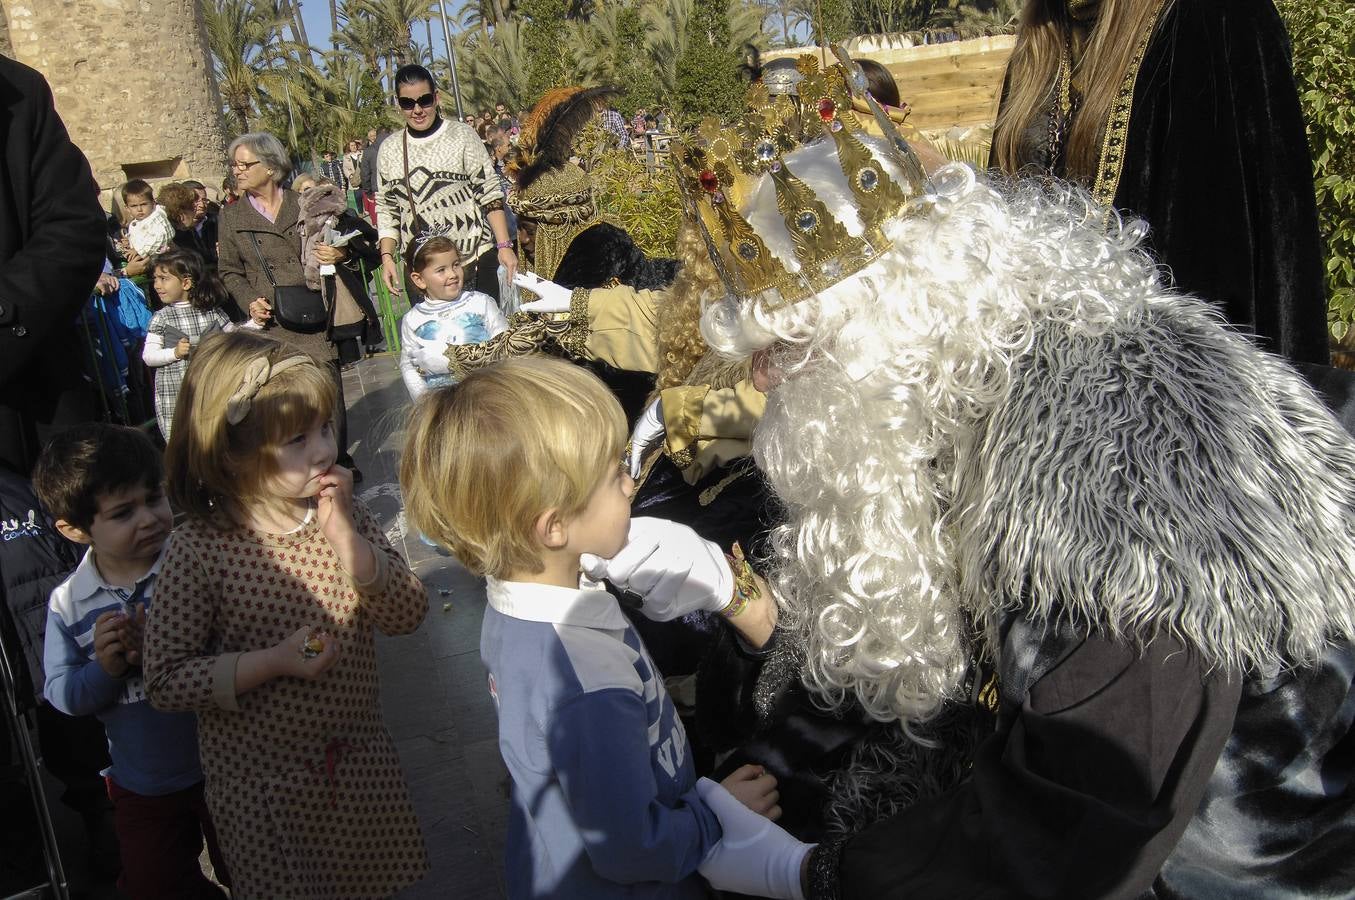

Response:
(246, 231), (329, 334)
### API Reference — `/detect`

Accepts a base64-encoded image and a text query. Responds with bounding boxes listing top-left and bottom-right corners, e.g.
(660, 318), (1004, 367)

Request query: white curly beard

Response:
(717, 163), (1355, 726)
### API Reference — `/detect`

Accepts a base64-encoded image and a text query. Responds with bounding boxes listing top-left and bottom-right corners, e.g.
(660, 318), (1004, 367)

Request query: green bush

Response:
(1277, 0), (1355, 339)
(672, 0), (746, 129)
(578, 121), (682, 258)
(521, 0), (573, 100)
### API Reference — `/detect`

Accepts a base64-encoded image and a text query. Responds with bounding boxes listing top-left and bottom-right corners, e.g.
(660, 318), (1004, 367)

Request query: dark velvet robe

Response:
(1010, 0), (1328, 365)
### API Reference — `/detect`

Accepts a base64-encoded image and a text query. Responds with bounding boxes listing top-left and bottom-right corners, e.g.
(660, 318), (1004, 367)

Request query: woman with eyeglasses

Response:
(374, 64), (517, 303)
(215, 131), (364, 480)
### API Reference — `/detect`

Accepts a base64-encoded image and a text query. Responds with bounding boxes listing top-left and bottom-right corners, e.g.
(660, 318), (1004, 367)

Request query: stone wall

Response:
(1, 0), (229, 205)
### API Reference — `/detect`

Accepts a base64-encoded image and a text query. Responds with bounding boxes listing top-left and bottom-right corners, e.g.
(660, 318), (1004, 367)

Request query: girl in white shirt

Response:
(398, 235), (509, 400)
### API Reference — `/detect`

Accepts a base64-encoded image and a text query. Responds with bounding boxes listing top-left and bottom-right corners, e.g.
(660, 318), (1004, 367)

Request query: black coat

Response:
(1005, 0), (1328, 365)
(0, 57), (107, 473)
(0, 468), (81, 710)
(172, 208), (219, 269)
(1112, 0), (1328, 365)
(330, 208), (382, 327)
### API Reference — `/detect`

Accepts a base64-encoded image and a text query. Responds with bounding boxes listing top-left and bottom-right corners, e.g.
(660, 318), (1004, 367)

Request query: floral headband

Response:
(225, 354), (311, 425)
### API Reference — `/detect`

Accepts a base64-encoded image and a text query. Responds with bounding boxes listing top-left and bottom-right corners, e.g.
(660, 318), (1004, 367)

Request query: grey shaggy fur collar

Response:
(953, 297), (1355, 675)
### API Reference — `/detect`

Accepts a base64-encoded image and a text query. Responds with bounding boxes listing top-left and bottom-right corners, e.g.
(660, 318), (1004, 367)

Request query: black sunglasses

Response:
(397, 92), (437, 110)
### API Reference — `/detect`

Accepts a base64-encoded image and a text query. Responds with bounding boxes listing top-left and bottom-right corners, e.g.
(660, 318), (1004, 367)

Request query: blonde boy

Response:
(401, 357), (794, 899)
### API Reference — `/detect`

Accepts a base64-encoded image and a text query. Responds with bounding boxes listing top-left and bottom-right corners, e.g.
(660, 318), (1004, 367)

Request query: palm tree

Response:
(203, 0), (299, 131)
(334, 0), (389, 87)
(641, 0), (764, 99)
(309, 50), (391, 148)
(354, 0), (438, 74)
(287, 0), (310, 45)
(456, 18), (533, 110)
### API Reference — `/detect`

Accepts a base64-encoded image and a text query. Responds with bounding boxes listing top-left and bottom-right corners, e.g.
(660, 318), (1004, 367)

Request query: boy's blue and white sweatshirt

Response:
(481, 577), (721, 899)
(43, 547), (203, 796)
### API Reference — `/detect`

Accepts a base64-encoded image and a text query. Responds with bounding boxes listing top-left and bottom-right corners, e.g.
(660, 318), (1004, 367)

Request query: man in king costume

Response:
(586, 51), (1355, 897)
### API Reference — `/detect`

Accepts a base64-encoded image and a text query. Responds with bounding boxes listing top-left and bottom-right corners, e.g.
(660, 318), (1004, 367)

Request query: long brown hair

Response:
(992, 0), (1174, 183)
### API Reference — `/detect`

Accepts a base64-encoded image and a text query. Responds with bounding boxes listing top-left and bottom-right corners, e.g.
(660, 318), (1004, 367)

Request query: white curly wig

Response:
(709, 161), (1355, 726)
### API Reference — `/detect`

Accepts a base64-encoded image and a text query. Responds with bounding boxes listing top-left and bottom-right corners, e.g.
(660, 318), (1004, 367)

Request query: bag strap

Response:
(246, 231), (278, 288)
(402, 130), (422, 241)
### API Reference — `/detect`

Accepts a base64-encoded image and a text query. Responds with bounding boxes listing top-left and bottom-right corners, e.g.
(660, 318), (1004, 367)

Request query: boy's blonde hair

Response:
(401, 356), (627, 578)
(166, 331), (336, 524)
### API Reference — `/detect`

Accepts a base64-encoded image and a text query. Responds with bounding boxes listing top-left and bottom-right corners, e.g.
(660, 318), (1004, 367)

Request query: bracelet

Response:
(380, 251), (394, 259)
(721, 541), (759, 618)
(495, 240), (513, 250)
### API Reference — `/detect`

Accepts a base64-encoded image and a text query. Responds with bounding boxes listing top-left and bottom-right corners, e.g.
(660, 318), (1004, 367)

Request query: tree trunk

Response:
(329, 0), (339, 36)
(289, 0), (310, 46)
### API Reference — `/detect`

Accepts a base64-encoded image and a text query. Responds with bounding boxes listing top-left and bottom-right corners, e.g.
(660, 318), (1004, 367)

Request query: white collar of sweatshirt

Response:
(485, 576), (628, 630)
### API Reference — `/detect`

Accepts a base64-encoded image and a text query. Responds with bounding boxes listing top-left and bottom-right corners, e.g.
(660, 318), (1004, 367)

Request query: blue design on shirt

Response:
(414, 319), (444, 342)
(455, 313), (490, 344)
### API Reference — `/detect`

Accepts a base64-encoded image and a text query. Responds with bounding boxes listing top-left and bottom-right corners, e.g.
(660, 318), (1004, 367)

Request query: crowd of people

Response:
(2, 0), (1353, 897)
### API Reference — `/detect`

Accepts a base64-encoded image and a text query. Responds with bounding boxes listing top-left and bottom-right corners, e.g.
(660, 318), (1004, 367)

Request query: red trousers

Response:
(106, 778), (231, 899)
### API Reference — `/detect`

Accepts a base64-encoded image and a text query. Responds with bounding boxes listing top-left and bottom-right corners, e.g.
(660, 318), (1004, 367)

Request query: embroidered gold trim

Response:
(667, 444), (695, 472)
(558, 287), (591, 359)
(698, 467), (746, 507)
(1090, 0), (1171, 207)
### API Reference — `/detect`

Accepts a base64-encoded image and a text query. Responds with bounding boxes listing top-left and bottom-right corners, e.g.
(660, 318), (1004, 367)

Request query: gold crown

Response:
(672, 47), (931, 307)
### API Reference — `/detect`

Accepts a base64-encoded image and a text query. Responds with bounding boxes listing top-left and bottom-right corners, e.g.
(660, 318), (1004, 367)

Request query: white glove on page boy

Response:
(626, 398), (665, 479)
(696, 777), (812, 900)
(579, 517), (734, 622)
(512, 271), (572, 313)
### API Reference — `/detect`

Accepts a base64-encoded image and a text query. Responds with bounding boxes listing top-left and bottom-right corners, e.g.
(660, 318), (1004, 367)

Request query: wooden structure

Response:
(764, 34), (1016, 134)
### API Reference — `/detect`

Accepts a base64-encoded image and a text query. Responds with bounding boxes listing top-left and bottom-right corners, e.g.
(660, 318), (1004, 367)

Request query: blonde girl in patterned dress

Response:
(141, 248), (235, 441)
(143, 331), (430, 898)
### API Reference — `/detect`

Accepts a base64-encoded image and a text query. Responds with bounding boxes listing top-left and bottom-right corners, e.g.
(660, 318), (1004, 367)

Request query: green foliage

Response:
(520, 0), (574, 98)
(1277, 0), (1355, 339)
(672, 0), (746, 128)
(455, 19), (534, 111)
(204, 0), (405, 161)
(817, 0), (854, 44)
(578, 121), (681, 257)
(611, 6), (661, 115)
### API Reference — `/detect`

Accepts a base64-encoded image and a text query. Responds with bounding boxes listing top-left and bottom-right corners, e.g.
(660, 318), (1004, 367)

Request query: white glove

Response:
(696, 777), (812, 900)
(626, 397), (665, 478)
(513, 271), (572, 313)
(412, 341), (451, 375)
(580, 517), (733, 622)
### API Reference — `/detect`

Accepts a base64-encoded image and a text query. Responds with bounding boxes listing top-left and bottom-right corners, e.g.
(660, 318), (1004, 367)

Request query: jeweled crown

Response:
(672, 48), (931, 307)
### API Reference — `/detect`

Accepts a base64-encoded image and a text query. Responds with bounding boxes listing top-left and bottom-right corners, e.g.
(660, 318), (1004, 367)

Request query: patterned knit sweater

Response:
(375, 119), (503, 260)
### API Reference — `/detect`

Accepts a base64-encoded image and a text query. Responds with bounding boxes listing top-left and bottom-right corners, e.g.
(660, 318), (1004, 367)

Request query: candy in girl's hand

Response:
(301, 630), (328, 659)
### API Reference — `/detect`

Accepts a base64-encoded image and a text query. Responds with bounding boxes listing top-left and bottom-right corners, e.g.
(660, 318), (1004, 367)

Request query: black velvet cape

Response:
(1012, 0), (1329, 365)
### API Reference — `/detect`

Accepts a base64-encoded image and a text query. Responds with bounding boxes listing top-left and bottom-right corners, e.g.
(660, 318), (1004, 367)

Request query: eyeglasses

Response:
(231, 159), (262, 172)
(397, 92), (437, 111)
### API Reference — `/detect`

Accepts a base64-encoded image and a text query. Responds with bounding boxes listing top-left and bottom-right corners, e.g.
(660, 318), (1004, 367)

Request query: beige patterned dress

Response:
(144, 501), (430, 898)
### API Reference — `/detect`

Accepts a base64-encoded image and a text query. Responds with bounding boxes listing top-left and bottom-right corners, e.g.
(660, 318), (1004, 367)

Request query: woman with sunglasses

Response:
(374, 64), (517, 303)
(215, 131), (364, 480)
